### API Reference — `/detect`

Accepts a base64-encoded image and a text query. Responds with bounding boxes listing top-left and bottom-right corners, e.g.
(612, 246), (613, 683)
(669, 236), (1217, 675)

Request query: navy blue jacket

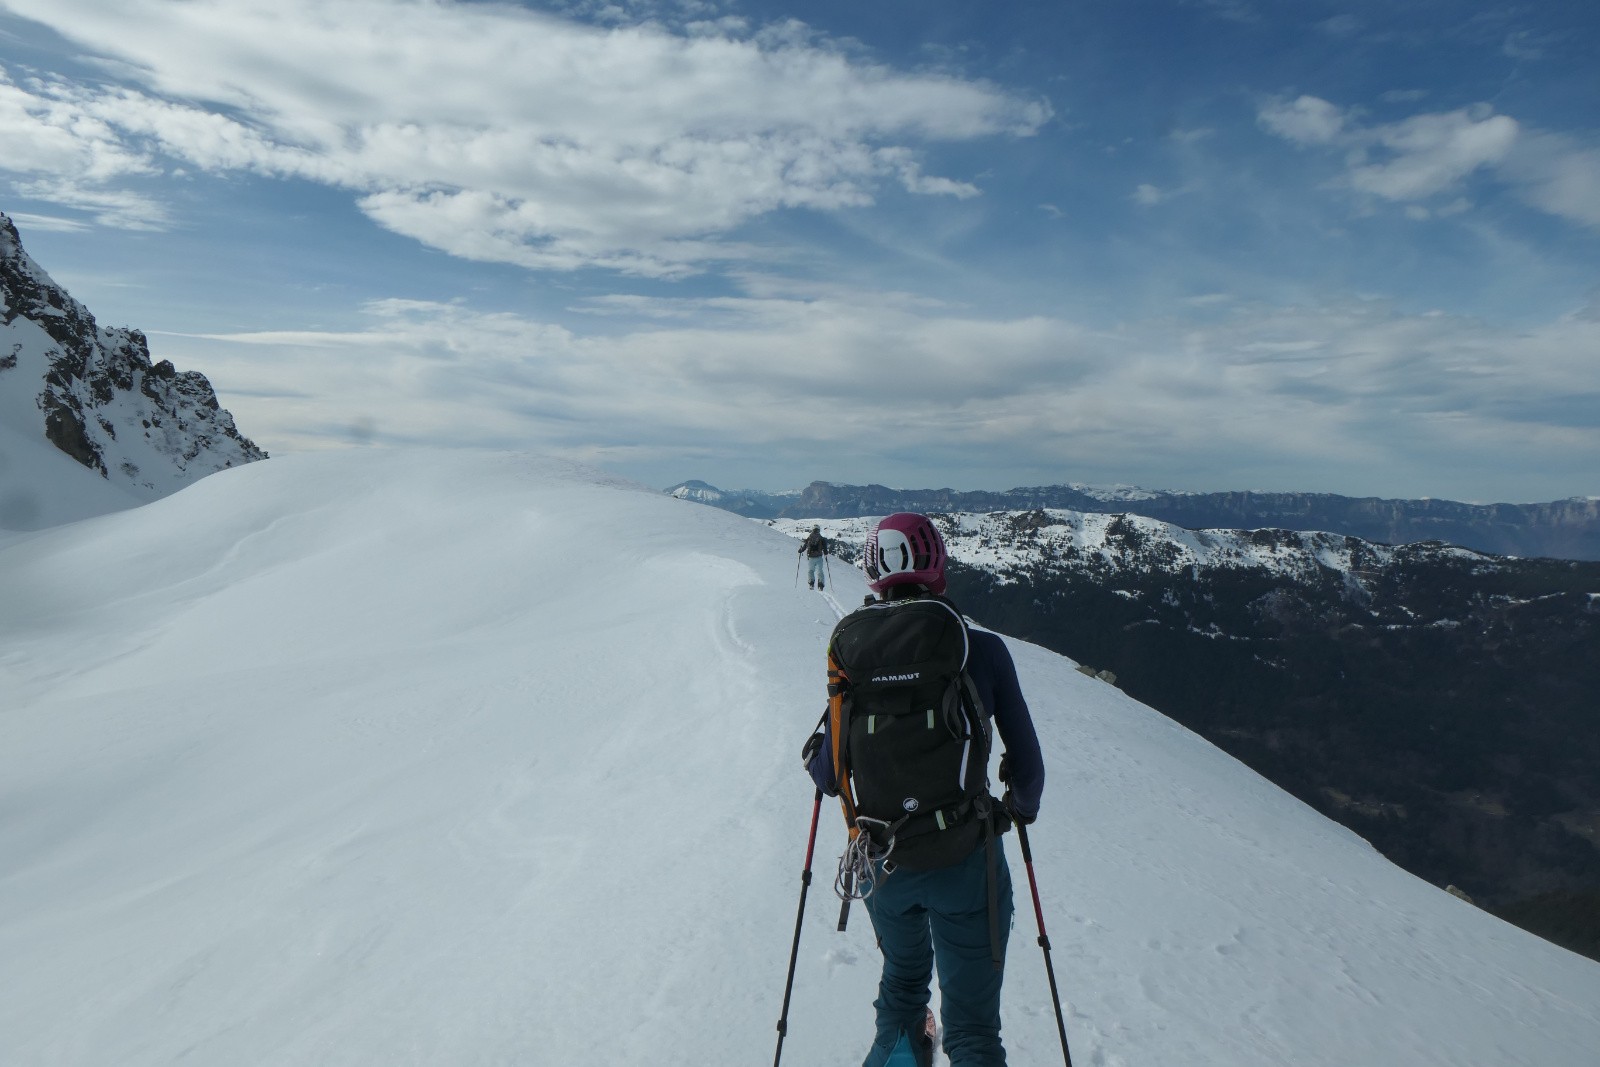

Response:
(806, 626), (1045, 818)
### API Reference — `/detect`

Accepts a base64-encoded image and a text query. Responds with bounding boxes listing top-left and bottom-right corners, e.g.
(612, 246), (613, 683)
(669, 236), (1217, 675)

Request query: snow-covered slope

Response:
(2, 451), (1597, 1066)
(0, 212), (265, 530)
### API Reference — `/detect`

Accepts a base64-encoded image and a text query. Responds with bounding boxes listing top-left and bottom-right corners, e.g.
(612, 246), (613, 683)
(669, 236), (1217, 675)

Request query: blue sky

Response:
(1, 0), (1596, 502)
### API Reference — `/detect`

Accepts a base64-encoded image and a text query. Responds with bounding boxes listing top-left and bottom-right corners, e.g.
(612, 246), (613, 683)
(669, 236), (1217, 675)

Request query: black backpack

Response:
(825, 595), (999, 871)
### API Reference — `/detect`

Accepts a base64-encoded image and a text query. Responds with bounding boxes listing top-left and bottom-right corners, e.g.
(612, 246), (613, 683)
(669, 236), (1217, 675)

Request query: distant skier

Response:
(802, 513), (1045, 1067)
(798, 525), (829, 590)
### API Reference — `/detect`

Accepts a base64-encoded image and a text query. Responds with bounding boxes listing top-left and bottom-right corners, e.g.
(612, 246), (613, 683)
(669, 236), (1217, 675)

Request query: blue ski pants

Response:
(861, 841), (1014, 1067)
(807, 556), (826, 586)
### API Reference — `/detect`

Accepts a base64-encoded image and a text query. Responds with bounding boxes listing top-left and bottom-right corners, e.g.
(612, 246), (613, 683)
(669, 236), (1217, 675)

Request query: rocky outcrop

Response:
(1, 212), (266, 502)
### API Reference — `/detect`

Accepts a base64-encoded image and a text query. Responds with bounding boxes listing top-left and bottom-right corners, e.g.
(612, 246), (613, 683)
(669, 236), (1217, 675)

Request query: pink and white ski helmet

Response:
(864, 512), (947, 595)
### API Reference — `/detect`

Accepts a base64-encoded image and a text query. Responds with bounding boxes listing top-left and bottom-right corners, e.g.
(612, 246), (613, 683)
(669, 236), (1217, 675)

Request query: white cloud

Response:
(0, 0), (1048, 270)
(1259, 94), (1600, 229)
(1134, 183), (1166, 206)
(1502, 30), (1555, 62)
(1257, 96), (1347, 145)
(0, 74), (149, 179)
(158, 284), (1599, 500)
(1348, 108), (1518, 200)
(1501, 131), (1600, 227)
(12, 177), (171, 230)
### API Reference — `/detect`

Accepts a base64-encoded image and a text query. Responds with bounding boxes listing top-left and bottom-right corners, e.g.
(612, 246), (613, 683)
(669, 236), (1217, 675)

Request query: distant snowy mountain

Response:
(664, 478), (799, 517)
(3, 449), (1598, 1065)
(774, 508), (1472, 584)
(0, 212), (265, 530)
(680, 477), (1600, 560)
(666, 478), (1165, 521)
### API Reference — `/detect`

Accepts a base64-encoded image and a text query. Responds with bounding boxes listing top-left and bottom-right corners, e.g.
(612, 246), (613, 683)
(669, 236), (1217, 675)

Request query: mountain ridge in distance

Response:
(668, 478), (1600, 561)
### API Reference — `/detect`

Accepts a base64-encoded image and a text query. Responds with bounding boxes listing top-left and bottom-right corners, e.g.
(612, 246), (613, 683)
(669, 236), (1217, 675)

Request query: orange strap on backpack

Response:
(826, 648), (861, 840)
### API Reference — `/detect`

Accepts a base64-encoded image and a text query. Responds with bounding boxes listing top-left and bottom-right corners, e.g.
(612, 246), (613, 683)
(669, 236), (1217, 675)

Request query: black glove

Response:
(801, 732), (824, 768)
(1001, 788), (1036, 826)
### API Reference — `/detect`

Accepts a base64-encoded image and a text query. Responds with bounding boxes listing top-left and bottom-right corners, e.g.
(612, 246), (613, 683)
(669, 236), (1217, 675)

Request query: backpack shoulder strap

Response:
(826, 642), (861, 840)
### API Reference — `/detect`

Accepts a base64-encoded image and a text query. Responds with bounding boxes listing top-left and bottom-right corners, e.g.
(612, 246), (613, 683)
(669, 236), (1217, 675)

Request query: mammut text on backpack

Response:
(826, 596), (996, 871)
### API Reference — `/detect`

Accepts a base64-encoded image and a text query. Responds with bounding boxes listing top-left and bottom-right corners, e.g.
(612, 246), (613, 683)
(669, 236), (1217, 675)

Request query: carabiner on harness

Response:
(834, 815), (899, 902)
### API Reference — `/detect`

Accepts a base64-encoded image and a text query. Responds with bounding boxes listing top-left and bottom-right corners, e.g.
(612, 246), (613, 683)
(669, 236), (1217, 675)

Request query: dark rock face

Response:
(43, 392), (103, 471)
(1120, 491), (1600, 562)
(0, 212), (267, 496)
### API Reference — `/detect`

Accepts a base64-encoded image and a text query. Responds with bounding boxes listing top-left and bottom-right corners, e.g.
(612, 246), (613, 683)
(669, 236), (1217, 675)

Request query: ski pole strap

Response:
(983, 802), (1002, 971)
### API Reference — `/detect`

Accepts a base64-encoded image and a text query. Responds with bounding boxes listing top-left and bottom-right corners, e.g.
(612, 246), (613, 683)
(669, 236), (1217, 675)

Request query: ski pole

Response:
(774, 788), (824, 1067)
(1016, 819), (1074, 1067)
(824, 554), (832, 587)
(794, 552), (802, 588)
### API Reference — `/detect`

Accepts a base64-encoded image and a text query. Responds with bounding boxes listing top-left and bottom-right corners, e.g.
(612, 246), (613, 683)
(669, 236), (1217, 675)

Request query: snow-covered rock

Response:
(0, 212), (265, 529)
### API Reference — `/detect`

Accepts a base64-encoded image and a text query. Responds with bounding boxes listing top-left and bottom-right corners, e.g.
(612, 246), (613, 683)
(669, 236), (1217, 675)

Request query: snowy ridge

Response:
(2, 450), (1597, 1065)
(0, 212), (265, 529)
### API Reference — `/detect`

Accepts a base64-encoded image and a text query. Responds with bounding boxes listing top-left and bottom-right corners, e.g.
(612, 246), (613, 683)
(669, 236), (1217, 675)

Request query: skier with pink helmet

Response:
(803, 513), (1045, 1066)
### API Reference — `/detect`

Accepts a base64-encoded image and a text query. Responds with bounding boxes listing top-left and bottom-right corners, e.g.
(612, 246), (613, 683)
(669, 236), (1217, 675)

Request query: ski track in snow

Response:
(0, 449), (1597, 1066)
